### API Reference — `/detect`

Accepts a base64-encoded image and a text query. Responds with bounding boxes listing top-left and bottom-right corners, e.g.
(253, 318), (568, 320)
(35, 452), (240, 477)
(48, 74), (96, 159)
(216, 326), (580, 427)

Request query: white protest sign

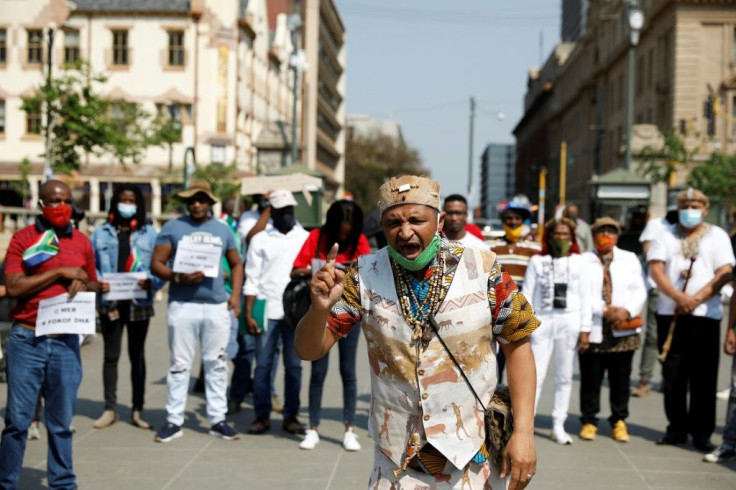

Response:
(172, 242), (221, 278)
(35, 292), (97, 336)
(102, 272), (148, 301)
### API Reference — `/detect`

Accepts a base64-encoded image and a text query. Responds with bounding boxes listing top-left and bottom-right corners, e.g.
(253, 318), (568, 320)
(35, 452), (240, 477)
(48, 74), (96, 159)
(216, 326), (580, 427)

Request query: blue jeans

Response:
(0, 325), (82, 490)
(229, 333), (280, 404)
(253, 319), (301, 420)
(308, 324), (361, 427)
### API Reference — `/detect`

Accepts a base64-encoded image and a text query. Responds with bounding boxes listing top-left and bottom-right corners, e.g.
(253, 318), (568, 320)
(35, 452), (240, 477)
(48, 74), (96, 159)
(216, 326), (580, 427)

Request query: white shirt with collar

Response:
(244, 226), (309, 319)
(580, 247), (648, 342)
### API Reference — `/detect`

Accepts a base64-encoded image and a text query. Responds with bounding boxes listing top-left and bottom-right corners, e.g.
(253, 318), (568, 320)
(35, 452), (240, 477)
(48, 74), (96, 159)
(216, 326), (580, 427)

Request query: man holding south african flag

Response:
(0, 179), (99, 489)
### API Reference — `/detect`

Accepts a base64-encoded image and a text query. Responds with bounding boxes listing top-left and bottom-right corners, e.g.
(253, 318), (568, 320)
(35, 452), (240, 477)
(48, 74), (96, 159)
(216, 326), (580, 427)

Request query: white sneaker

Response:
(551, 424), (573, 445)
(299, 429), (320, 450)
(27, 421), (41, 441)
(343, 428), (361, 451)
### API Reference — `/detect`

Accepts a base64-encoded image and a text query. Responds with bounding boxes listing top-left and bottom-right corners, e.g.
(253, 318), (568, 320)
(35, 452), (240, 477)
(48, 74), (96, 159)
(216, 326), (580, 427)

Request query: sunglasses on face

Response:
(186, 194), (212, 205)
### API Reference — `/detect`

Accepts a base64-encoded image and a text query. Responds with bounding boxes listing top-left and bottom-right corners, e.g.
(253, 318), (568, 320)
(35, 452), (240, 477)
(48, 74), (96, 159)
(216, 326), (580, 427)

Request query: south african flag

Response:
(22, 229), (60, 267)
(125, 248), (144, 272)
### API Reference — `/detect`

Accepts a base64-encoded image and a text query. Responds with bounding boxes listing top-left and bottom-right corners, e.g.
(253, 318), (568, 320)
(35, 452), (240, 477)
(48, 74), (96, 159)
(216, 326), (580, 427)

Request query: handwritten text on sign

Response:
(103, 272), (148, 301)
(172, 242), (221, 278)
(35, 292), (96, 336)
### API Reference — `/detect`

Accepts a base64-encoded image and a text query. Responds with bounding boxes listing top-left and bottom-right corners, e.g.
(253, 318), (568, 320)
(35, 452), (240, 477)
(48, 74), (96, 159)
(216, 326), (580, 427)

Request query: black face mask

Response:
(272, 212), (296, 230)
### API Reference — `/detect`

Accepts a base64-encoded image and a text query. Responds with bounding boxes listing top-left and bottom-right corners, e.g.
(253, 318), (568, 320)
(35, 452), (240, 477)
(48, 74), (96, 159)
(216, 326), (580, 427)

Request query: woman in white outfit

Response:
(524, 217), (586, 445)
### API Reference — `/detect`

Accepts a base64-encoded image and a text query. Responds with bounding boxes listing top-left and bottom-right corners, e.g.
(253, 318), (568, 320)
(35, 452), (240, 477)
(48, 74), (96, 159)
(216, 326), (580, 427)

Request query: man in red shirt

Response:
(0, 180), (98, 489)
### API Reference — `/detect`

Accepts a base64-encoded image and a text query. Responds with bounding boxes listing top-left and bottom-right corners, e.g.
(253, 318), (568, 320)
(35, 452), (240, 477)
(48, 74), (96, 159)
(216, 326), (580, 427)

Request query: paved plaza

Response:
(1, 296), (735, 489)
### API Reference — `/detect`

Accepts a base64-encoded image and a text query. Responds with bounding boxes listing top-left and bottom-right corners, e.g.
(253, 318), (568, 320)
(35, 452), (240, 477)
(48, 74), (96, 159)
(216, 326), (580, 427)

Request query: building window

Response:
(156, 102), (191, 123)
(0, 29), (7, 64)
(109, 101), (135, 130)
(112, 30), (128, 66)
(646, 49), (654, 89)
(168, 30), (184, 66)
(732, 96), (736, 137)
(155, 102), (191, 142)
(733, 27), (736, 60)
(64, 29), (80, 64)
(636, 56), (644, 96)
(26, 102), (42, 135)
(0, 100), (5, 134)
(27, 29), (43, 64)
(618, 74), (624, 110)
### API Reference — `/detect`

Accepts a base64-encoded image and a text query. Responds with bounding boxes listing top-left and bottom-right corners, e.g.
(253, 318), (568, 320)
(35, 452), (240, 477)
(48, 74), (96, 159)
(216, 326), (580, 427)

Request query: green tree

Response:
(636, 128), (698, 185)
(345, 134), (428, 213)
(10, 158), (33, 202)
(191, 162), (240, 201)
(20, 61), (158, 174)
(687, 152), (736, 208)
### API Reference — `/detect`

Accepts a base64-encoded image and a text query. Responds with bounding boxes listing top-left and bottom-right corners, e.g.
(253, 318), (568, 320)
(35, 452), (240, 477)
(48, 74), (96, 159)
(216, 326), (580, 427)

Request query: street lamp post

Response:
(43, 21), (75, 181)
(624, 1), (644, 171)
(287, 13), (303, 166)
(44, 27), (55, 181)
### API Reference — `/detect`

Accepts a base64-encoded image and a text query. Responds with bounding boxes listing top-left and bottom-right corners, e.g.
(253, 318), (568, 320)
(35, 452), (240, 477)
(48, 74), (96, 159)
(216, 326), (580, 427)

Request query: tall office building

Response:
(561, 0), (589, 42)
(479, 143), (515, 219)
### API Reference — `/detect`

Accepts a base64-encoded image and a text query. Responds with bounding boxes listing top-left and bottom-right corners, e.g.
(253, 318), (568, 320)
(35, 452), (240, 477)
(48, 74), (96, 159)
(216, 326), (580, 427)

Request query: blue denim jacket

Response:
(90, 222), (164, 307)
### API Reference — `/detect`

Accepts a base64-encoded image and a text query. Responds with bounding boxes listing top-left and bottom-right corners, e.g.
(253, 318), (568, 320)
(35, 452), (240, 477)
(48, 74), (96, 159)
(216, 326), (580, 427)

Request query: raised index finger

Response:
(326, 243), (339, 268)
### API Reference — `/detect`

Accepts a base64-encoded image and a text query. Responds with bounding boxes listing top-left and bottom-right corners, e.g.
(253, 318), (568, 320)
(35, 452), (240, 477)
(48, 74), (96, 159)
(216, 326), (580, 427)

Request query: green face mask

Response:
(549, 239), (571, 257)
(388, 234), (441, 272)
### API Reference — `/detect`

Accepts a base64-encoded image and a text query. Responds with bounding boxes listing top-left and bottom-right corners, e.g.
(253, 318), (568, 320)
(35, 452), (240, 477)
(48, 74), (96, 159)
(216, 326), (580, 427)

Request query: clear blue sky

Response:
(336, 0), (561, 204)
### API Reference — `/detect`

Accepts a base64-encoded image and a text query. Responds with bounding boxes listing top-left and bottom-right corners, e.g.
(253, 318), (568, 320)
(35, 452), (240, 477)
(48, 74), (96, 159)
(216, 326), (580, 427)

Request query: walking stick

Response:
(658, 256), (697, 364)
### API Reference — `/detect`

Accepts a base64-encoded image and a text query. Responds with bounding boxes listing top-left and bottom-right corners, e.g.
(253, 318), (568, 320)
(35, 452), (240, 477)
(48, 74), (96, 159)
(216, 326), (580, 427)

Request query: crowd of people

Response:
(0, 175), (735, 489)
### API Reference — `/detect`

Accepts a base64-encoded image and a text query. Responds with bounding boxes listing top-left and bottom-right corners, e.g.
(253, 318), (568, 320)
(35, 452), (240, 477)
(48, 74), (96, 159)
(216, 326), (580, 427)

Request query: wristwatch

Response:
(173, 273), (181, 284)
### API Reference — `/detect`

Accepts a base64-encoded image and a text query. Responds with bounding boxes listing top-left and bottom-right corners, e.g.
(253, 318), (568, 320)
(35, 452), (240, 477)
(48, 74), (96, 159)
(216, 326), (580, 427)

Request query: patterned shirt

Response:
(327, 240), (538, 344)
(487, 238), (541, 290)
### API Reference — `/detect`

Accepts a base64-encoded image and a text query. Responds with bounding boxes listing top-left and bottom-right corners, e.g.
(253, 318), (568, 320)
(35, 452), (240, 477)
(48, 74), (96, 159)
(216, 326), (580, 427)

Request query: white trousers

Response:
(531, 311), (579, 425)
(166, 301), (231, 426)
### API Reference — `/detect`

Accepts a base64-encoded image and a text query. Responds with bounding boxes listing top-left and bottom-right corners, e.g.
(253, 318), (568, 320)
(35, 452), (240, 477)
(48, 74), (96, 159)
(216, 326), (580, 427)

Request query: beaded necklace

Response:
(675, 223), (710, 260)
(391, 249), (446, 343)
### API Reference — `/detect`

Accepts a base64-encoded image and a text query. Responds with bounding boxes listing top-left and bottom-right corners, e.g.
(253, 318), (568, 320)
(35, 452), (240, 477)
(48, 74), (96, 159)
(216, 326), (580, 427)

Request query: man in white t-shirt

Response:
(632, 207), (677, 397)
(648, 188), (734, 451)
(441, 194), (488, 249)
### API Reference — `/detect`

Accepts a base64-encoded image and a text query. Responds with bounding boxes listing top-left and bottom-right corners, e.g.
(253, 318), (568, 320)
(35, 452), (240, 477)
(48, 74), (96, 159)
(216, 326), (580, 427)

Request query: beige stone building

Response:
(301, 0), (346, 201)
(514, 0), (736, 218)
(0, 0), (346, 215)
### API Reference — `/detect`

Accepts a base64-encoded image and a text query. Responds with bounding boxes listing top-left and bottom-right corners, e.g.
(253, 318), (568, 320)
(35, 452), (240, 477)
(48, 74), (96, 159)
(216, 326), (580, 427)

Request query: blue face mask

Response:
(678, 209), (703, 228)
(117, 203), (137, 219)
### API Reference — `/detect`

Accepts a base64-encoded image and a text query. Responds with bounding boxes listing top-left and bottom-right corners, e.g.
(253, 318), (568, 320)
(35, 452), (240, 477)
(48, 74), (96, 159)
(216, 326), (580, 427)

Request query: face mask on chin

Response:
(503, 224), (524, 242)
(40, 202), (73, 229)
(388, 234), (441, 272)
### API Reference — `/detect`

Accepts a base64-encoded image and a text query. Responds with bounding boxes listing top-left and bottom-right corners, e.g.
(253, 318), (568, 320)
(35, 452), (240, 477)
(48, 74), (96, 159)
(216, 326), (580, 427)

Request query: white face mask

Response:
(117, 203), (137, 219)
(678, 209), (703, 228)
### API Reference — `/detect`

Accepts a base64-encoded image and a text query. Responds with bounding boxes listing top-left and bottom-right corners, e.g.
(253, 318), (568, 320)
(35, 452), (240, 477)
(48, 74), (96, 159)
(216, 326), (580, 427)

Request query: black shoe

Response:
(226, 400), (241, 415)
(656, 434), (687, 446)
(282, 417), (306, 435)
(247, 417), (271, 435)
(693, 438), (716, 452)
